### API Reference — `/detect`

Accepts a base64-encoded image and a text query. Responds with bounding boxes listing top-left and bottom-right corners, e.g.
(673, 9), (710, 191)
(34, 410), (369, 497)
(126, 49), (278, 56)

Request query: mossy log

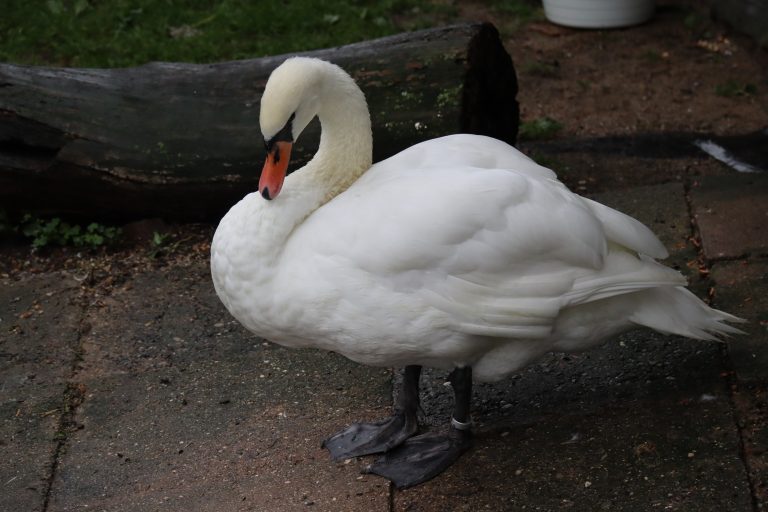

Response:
(0, 23), (518, 221)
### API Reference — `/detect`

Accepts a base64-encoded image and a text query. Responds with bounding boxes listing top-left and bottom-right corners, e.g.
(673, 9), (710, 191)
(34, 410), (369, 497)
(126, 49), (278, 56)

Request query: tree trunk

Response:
(0, 23), (518, 221)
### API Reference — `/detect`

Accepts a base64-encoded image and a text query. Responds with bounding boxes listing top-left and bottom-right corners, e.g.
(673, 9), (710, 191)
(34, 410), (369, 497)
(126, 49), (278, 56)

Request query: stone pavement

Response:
(2, 150), (767, 511)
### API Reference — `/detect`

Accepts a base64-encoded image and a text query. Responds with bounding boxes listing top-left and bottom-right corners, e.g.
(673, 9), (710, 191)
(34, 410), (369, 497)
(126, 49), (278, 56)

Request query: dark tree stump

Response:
(0, 23), (518, 221)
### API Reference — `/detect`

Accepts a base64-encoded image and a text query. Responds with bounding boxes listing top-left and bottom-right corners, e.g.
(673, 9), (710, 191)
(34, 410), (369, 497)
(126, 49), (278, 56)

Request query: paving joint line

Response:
(708, 253), (768, 265)
(683, 174), (761, 511)
(387, 368), (397, 511)
(722, 354), (762, 512)
(41, 279), (91, 512)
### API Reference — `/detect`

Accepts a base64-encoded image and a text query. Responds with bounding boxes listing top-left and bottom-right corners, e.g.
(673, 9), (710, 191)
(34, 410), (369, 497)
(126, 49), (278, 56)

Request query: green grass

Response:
(0, 0), (453, 67)
(488, 0), (543, 33)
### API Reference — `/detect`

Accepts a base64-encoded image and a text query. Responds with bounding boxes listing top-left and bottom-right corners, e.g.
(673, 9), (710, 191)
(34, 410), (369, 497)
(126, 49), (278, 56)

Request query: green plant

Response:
(523, 60), (560, 78)
(715, 81), (757, 98)
(148, 230), (187, 259)
(18, 215), (121, 250)
(436, 86), (462, 109)
(489, 0), (543, 31)
(682, 9), (713, 37)
(519, 117), (563, 141)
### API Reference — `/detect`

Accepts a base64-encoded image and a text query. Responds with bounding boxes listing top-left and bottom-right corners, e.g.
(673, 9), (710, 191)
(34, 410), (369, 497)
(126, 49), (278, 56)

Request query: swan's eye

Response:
(264, 112), (296, 153)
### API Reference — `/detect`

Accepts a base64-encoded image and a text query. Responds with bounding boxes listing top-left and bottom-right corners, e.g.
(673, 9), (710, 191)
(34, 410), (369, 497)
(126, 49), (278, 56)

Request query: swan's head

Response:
(258, 57), (328, 200)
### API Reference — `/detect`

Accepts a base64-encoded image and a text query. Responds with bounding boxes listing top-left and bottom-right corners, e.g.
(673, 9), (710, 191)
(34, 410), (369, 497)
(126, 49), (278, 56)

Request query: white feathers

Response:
(211, 58), (743, 383)
(582, 198), (669, 259)
(629, 287), (745, 341)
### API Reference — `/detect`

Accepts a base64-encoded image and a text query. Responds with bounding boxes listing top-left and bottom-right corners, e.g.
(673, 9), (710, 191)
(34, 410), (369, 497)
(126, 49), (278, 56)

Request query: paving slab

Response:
(0, 273), (82, 512)
(712, 259), (768, 509)
(520, 141), (732, 196)
(731, 382), (768, 510)
(589, 182), (699, 281)
(690, 173), (768, 261)
(712, 259), (768, 382)
(394, 332), (752, 511)
(46, 263), (392, 512)
(532, 152), (694, 195)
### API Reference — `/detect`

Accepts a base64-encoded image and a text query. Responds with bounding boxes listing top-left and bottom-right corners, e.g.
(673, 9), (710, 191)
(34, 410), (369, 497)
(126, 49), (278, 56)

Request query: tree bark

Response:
(0, 23), (518, 221)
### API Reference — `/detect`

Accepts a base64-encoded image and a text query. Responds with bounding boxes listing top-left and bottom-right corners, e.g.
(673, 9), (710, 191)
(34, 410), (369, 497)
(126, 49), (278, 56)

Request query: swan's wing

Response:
(287, 135), (678, 339)
(582, 198), (668, 259)
(359, 134), (558, 182)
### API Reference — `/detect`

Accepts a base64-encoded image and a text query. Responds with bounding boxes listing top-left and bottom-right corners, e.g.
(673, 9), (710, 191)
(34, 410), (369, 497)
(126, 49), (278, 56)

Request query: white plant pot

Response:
(543, 0), (655, 29)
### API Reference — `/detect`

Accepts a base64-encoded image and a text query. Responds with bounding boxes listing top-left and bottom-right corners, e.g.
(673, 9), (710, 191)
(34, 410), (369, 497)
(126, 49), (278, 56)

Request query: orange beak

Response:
(259, 141), (292, 200)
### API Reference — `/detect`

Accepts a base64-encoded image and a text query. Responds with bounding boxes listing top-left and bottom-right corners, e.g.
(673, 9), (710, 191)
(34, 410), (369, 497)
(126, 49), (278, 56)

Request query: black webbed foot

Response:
(365, 427), (471, 489)
(322, 409), (418, 460)
(324, 365), (423, 461)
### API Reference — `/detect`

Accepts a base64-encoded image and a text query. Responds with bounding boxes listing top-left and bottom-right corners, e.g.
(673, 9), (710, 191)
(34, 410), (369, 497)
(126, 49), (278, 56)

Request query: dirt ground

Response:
(473, 0), (767, 138)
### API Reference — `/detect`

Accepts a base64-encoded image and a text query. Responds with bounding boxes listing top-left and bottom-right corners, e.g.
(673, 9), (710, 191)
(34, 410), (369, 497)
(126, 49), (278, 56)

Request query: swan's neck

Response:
(248, 68), (373, 264)
(302, 80), (373, 203)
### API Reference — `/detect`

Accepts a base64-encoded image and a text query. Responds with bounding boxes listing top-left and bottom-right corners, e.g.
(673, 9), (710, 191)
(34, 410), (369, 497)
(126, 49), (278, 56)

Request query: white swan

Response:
(210, 57), (742, 488)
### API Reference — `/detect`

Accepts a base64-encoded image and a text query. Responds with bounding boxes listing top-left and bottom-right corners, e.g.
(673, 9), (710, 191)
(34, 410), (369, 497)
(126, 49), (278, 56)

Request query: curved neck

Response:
(249, 64), (373, 263)
(301, 72), (373, 203)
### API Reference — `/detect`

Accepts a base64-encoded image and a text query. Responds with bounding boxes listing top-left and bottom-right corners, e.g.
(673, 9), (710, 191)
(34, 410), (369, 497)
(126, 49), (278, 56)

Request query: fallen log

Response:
(0, 23), (518, 221)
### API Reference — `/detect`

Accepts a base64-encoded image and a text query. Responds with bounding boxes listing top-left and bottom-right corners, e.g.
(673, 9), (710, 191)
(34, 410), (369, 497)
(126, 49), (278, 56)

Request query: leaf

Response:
(74, 0), (90, 16)
(46, 0), (64, 15)
(152, 231), (168, 246)
(45, 218), (61, 232)
(32, 235), (48, 249)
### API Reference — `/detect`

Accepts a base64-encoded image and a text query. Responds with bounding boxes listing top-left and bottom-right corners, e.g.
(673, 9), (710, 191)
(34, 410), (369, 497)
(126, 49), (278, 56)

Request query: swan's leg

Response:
(323, 365), (421, 460)
(365, 366), (472, 489)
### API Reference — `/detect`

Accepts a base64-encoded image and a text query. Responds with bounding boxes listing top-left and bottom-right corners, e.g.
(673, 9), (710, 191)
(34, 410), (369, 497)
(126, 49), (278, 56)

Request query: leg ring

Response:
(451, 416), (472, 431)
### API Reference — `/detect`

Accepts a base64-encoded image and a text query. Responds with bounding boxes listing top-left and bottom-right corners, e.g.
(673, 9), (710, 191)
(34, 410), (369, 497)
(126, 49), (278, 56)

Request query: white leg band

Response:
(451, 416), (472, 431)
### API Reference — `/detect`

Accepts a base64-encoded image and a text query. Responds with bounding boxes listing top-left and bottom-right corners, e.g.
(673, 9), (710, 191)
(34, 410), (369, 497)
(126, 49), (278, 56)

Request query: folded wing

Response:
(289, 135), (683, 340)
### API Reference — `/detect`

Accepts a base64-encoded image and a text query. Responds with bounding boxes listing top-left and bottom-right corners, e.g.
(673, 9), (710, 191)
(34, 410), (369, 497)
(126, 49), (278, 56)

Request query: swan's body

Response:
(210, 57), (742, 487)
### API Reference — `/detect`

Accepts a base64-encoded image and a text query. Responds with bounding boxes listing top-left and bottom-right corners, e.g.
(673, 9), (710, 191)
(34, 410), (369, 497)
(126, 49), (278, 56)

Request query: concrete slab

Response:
(714, 258), (768, 509)
(711, 259), (768, 382)
(589, 182), (699, 281)
(732, 383), (768, 510)
(0, 273), (82, 512)
(46, 263), (392, 512)
(690, 173), (768, 260)
(526, 152), (694, 195)
(521, 141), (733, 196)
(393, 332), (752, 510)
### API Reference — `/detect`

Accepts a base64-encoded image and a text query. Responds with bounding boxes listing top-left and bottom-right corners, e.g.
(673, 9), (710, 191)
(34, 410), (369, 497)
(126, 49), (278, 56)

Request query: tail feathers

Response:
(630, 287), (746, 341)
